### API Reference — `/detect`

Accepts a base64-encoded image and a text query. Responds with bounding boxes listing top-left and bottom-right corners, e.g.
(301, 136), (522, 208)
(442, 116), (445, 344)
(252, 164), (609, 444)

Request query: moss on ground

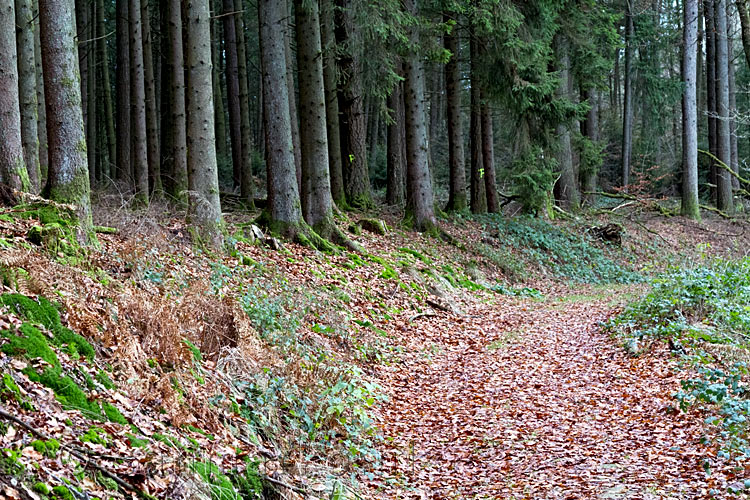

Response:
(31, 439), (60, 458)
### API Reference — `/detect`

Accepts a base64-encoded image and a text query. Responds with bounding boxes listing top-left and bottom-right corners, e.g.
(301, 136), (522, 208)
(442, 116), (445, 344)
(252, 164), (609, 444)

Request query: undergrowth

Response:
(608, 257), (750, 477)
(478, 215), (641, 284)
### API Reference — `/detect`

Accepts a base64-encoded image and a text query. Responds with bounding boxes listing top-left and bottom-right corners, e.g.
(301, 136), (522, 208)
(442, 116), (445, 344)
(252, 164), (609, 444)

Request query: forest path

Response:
(369, 287), (721, 499)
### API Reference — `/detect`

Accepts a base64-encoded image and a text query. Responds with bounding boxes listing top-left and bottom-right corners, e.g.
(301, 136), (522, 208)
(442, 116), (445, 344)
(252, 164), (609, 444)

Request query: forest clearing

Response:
(3, 0), (750, 498)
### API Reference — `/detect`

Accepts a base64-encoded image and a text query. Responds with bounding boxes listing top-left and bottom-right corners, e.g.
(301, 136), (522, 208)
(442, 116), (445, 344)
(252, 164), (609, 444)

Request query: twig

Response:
(0, 408), (151, 499)
(265, 475), (306, 494)
(408, 311), (437, 322)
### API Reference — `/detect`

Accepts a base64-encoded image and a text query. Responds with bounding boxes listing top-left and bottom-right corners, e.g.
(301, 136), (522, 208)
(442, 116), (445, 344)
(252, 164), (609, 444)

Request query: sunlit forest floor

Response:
(0, 192), (748, 499)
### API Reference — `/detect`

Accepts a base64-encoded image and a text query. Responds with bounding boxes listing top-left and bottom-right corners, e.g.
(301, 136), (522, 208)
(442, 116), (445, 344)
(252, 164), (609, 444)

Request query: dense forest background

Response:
(1, 0), (747, 244)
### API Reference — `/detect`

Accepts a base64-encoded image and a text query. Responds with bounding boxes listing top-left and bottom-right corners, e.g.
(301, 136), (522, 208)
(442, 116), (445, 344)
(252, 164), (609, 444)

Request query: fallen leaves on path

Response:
(369, 289), (742, 499)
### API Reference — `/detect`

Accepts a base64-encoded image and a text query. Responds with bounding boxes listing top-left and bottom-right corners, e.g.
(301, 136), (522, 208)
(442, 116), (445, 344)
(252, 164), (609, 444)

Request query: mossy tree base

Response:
(255, 210), (338, 253)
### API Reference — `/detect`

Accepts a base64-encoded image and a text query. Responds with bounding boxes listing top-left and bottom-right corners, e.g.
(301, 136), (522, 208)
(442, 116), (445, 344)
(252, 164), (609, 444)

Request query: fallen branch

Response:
(0, 408), (150, 499)
(699, 149), (750, 186)
(700, 204), (734, 219)
(408, 311), (437, 322)
(584, 191), (637, 201)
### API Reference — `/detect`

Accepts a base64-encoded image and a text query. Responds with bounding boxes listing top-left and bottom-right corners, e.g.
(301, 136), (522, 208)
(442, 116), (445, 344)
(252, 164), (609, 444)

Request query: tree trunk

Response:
(386, 75), (406, 207)
(86, 0), (97, 185)
(444, 16), (466, 212)
(115, 0), (130, 181)
(39, 0), (92, 242)
(285, 0), (302, 192)
(130, 0), (149, 205)
(403, 0), (436, 232)
(75, 0), (88, 136)
(259, 0), (304, 231)
(554, 34), (579, 209)
(222, 0), (243, 189)
(727, 11), (740, 190)
(167, 0), (187, 203)
(320, 0), (344, 206)
(141, 0), (161, 194)
(15, 0), (41, 192)
(185, 0), (223, 243)
(682, 0), (700, 219)
(736, 0), (750, 68)
(582, 89), (599, 205)
(236, 9), (254, 204)
(210, 6), (228, 167)
(705, 0), (717, 202)
(335, 0), (371, 208)
(97, 0), (115, 180)
(296, 0), (349, 246)
(481, 97), (499, 213)
(714, 0), (733, 212)
(622, 1), (635, 190)
(33, 0), (48, 183)
(469, 31), (486, 213)
(0, 0), (29, 190)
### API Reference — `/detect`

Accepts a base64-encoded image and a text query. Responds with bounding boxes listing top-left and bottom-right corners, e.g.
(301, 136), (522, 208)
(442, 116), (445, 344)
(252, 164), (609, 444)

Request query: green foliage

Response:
(80, 426), (109, 446)
(126, 433), (148, 448)
(51, 485), (74, 500)
(0, 374), (34, 410)
(190, 461), (241, 500)
(228, 460), (264, 500)
(480, 215), (640, 284)
(0, 448), (25, 476)
(95, 369), (115, 390)
(32, 482), (50, 495)
(31, 439), (60, 458)
(609, 258), (750, 463)
(505, 148), (558, 214)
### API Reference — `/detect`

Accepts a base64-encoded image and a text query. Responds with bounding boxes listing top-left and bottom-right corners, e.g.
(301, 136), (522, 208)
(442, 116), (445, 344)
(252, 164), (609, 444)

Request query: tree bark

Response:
(235, 9), (254, 204)
(736, 0), (750, 68)
(705, 0), (717, 202)
(186, 0), (223, 243)
(115, 0), (130, 181)
(320, 0), (345, 206)
(141, 0), (161, 194)
(714, 0), (733, 212)
(335, 0), (371, 208)
(259, 0), (303, 230)
(622, 1), (635, 190)
(386, 68), (406, 206)
(167, 0), (187, 203)
(97, 0), (115, 180)
(444, 16), (466, 212)
(39, 0), (93, 242)
(0, 0), (29, 190)
(86, 0), (97, 185)
(33, 0), (48, 183)
(682, 0), (700, 219)
(129, 0), (149, 205)
(582, 90), (599, 205)
(403, 0), (436, 232)
(15, 0), (41, 192)
(554, 34), (579, 209)
(285, 0), (302, 193)
(222, 0), (242, 189)
(469, 31), (486, 213)
(210, 4), (228, 167)
(727, 10), (739, 190)
(480, 96), (499, 213)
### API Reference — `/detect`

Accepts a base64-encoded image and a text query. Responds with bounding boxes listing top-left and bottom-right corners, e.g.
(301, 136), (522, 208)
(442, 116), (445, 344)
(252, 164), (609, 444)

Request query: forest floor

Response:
(0, 194), (749, 499)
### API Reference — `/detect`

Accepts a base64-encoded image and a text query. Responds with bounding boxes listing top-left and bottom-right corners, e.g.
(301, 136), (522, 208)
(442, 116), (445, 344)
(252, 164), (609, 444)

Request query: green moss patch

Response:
(80, 426), (109, 446)
(191, 460), (241, 500)
(31, 438), (60, 458)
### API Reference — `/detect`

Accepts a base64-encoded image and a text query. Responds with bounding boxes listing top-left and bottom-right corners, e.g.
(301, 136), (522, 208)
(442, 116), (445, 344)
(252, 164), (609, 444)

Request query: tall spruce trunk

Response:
(39, 0), (92, 242)
(335, 0), (371, 208)
(320, 0), (344, 206)
(16, 0), (41, 192)
(480, 97), (499, 213)
(285, 0), (302, 192)
(130, 0), (149, 205)
(714, 0), (733, 212)
(185, 0), (223, 242)
(444, 16), (466, 212)
(0, 0), (29, 190)
(33, 0), (48, 182)
(259, 0), (303, 229)
(115, 0), (130, 181)
(210, 6), (228, 166)
(705, 0), (717, 202)
(582, 90), (599, 205)
(403, 0), (436, 232)
(727, 15), (739, 190)
(386, 70), (406, 206)
(682, 0), (700, 219)
(235, 10), (254, 204)
(86, 0), (97, 184)
(141, 0), (161, 193)
(295, 0), (338, 235)
(223, 0), (243, 189)
(469, 31), (486, 213)
(97, 0), (115, 180)
(167, 0), (187, 202)
(554, 34), (579, 209)
(622, 2), (635, 190)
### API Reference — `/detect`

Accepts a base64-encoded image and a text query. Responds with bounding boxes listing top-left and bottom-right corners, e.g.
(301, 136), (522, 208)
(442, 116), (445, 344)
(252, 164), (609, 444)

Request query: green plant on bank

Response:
(478, 215), (641, 284)
(608, 257), (750, 469)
